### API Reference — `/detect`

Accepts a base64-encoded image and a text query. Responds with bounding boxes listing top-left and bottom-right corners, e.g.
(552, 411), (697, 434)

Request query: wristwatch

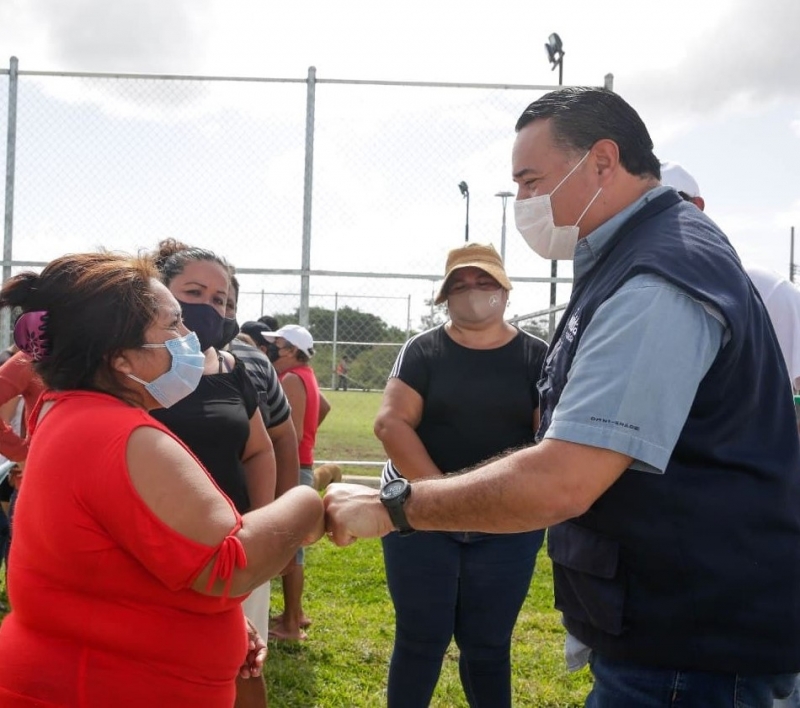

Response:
(380, 478), (415, 536)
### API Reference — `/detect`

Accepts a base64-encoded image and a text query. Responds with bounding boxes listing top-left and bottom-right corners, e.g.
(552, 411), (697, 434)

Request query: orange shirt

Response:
(0, 391), (248, 707)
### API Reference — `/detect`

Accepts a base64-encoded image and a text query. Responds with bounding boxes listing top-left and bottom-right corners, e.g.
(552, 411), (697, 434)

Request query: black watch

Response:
(380, 478), (415, 536)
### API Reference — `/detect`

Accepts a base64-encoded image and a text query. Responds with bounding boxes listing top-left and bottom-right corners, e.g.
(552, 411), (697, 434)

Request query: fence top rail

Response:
(0, 64), (598, 93)
(0, 261), (574, 284)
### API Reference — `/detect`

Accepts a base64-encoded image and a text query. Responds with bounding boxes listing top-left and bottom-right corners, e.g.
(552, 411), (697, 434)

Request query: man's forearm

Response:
(403, 440), (630, 533)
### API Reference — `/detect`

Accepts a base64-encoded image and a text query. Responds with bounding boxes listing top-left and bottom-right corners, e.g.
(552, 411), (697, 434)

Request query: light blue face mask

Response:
(127, 331), (205, 408)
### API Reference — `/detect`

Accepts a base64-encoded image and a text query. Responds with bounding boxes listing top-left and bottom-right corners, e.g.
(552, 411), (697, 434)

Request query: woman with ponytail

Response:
(0, 252), (324, 707)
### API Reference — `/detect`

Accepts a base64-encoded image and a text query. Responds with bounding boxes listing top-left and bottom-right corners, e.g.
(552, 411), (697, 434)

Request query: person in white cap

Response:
(659, 161), (705, 211)
(661, 161), (800, 392)
(262, 324), (331, 641)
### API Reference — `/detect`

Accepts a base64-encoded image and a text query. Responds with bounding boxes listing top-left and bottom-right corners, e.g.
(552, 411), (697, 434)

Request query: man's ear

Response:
(591, 139), (620, 185)
(691, 196), (706, 212)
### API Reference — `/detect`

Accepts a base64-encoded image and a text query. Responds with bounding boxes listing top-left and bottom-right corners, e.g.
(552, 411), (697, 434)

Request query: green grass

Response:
(269, 540), (593, 707)
(315, 390), (385, 477)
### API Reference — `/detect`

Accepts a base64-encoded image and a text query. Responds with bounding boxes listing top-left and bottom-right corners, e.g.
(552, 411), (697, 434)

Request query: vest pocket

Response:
(548, 521), (626, 636)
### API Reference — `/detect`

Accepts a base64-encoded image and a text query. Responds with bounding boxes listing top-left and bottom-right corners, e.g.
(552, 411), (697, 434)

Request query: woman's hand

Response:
(239, 617), (268, 679)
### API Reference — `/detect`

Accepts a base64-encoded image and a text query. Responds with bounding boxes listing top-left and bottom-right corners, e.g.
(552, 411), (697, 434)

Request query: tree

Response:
(419, 297), (447, 331)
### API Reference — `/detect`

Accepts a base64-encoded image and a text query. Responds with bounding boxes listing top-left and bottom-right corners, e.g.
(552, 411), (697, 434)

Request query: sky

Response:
(0, 0), (798, 330)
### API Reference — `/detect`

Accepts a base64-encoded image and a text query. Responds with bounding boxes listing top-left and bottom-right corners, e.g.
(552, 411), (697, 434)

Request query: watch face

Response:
(382, 479), (406, 500)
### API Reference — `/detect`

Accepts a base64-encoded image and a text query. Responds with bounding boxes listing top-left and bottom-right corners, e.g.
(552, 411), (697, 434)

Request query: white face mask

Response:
(447, 288), (505, 323)
(514, 151), (602, 261)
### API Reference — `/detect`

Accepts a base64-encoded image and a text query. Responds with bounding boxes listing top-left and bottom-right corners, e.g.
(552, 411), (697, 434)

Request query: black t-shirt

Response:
(392, 325), (547, 473)
(150, 358), (258, 514)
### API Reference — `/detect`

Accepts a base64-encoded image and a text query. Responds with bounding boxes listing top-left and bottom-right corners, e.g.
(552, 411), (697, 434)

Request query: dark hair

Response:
(258, 315), (278, 332)
(150, 238), (231, 288)
(0, 252), (160, 400)
(292, 348), (311, 364)
(515, 87), (660, 179)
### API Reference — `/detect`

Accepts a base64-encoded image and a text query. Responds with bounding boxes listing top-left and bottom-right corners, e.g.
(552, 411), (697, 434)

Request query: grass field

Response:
(314, 390), (386, 477)
(268, 539), (593, 707)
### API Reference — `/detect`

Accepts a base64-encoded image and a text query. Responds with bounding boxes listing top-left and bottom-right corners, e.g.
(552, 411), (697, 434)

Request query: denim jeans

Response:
(381, 528), (544, 708)
(586, 653), (799, 708)
(774, 675), (800, 708)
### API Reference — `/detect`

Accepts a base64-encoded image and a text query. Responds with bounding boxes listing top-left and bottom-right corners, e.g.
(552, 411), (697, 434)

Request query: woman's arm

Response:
(268, 417), (300, 498)
(126, 426), (324, 597)
(373, 378), (443, 480)
(241, 411), (277, 509)
(318, 392), (331, 425)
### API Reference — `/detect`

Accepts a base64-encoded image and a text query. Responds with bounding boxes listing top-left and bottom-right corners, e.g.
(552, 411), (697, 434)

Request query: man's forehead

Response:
(512, 119), (560, 174)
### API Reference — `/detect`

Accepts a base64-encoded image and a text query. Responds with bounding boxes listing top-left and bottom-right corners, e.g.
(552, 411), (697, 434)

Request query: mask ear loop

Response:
(573, 188), (603, 227)
(550, 151), (591, 198)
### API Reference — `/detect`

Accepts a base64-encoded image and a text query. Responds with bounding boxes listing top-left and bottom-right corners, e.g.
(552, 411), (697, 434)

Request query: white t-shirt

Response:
(745, 264), (800, 390)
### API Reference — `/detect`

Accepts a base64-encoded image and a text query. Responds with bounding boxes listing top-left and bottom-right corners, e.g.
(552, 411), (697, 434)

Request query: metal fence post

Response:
(2, 56), (19, 348)
(299, 66), (317, 328)
(331, 292), (339, 389)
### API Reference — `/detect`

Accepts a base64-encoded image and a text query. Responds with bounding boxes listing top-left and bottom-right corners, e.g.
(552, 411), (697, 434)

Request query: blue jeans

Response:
(774, 675), (800, 708)
(382, 529), (544, 708)
(586, 653), (799, 708)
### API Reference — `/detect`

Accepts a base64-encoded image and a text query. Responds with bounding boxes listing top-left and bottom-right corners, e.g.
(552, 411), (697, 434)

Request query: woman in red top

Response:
(0, 253), (324, 707)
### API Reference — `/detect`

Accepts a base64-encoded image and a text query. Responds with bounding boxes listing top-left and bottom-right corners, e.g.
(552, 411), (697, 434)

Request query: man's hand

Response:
(323, 483), (394, 545)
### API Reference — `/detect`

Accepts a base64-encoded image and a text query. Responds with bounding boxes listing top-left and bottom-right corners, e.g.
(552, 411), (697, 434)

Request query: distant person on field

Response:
(263, 324), (330, 641)
(335, 356), (349, 391)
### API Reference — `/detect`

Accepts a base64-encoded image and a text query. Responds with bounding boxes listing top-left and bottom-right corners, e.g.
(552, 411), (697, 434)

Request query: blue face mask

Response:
(127, 331), (205, 408)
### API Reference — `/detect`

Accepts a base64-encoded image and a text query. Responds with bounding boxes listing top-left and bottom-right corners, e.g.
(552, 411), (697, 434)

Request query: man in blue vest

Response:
(324, 87), (800, 707)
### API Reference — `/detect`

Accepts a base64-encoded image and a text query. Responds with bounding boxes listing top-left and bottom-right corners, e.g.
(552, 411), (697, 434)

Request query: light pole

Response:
(495, 191), (514, 262)
(544, 32), (565, 339)
(458, 181), (470, 242)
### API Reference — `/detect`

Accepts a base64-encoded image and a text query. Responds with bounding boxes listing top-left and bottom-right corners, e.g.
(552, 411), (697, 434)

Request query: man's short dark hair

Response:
(515, 87), (660, 180)
(258, 315), (278, 332)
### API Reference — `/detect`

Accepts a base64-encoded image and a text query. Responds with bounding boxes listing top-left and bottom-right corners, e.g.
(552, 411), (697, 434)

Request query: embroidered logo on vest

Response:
(565, 310), (581, 343)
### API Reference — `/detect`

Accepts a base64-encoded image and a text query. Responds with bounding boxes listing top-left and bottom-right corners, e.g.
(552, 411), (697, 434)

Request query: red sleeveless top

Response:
(0, 390), (248, 707)
(279, 364), (321, 466)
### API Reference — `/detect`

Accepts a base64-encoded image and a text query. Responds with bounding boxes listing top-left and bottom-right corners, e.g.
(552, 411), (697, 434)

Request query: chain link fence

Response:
(1, 59), (611, 466)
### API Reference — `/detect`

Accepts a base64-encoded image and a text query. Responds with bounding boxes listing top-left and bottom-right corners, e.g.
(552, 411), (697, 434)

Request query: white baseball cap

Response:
(264, 324), (314, 356)
(660, 161), (701, 199)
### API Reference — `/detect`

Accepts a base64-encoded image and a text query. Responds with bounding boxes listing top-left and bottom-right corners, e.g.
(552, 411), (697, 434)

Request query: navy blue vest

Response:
(541, 190), (800, 672)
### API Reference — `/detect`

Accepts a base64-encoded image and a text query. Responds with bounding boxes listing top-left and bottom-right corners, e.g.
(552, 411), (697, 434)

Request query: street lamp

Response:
(458, 181), (470, 242)
(495, 191), (514, 263)
(544, 32), (565, 339)
(545, 32), (564, 84)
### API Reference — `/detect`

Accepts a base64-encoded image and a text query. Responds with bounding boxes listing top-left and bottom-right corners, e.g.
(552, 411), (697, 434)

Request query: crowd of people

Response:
(0, 85), (799, 708)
